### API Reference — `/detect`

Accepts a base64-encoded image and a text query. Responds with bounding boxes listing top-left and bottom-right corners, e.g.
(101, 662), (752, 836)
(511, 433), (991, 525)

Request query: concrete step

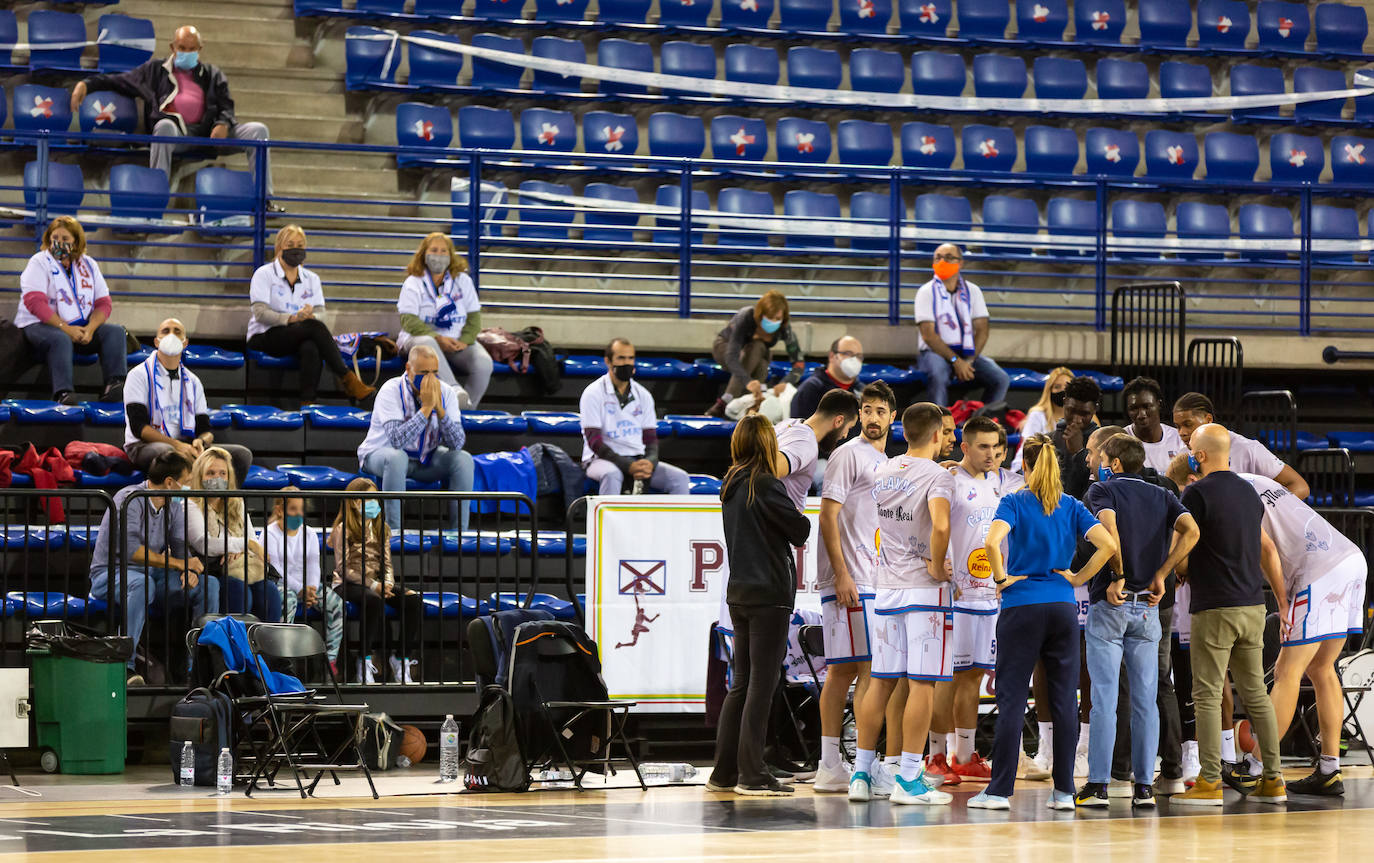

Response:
(246, 111), (364, 142)
(117, 13), (306, 48)
(201, 38), (319, 69)
(117, 0), (296, 19)
(220, 66), (347, 95)
(232, 88), (354, 121)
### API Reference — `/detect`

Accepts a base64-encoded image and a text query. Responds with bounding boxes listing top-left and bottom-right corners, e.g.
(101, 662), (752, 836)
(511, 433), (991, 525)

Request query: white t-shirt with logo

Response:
(396, 270), (481, 350)
(775, 418), (819, 513)
(817, 436), (888, 593)
(247, 261), (326, 340)
(1241, 472), (1362, 595)
(912, 278), (989, 353)
(578, 374), (658, 463)
(1126, 423), (1185, 475)
(871, 455), (956, 593)
(948, 465), (1024, 609)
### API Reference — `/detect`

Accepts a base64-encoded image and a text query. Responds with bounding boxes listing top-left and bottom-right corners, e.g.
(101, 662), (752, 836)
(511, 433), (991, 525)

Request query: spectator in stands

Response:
(1051, 376), (1103, 495)
(186, 447), (282, 623)
(1172, 393), (1310, 500)
(580, 338), (691, 496)
(330, 477), (424, 684)
(1124, 377), (1185, 475)
(248, 225), (375, 405)
(1012, 366), (1074, 470)
(71, 26), (280, 211)
(791, 336), (865, 420)
(266, 487), (344, 678)
(16, 216), (127, 406)
(124, 318), (253, 482)
(357, 344), (474, 531)
(914, 244), (1010, 408)
(396, 232), (493, 408)
(706, 291), (806, 417)
(88, 451), (220, 685)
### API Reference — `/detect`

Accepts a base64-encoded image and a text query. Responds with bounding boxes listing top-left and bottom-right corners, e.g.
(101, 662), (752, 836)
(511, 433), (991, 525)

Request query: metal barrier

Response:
(1110, 282), (1186, 401)
(1185, 336), (1244, 422)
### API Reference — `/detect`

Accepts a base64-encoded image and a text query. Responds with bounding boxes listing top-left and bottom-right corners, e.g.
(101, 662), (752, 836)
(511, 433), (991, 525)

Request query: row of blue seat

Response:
(316, 0), (1369, 60)
(17, 161), (266, 228)
(0, 10), (153, 74)
(3, 85), (143, 136)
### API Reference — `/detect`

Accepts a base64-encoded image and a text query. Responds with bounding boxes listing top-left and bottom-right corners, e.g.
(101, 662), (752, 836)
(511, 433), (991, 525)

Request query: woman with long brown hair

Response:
(396, 232), (493, 407)
(706, 290), (806, 417)
(708, 414), (812, 796)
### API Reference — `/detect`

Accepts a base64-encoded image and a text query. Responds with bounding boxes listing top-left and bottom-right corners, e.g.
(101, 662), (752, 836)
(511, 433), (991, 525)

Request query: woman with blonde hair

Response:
(395, 232), (493, 407)
(1011, 366), (1074, 470)
(265, 487), (345, 678)
(246, 224), (375, 404)
(16, 216), (128, 405)
(186, 447), (282, 622)
(706, 290), (806, 417)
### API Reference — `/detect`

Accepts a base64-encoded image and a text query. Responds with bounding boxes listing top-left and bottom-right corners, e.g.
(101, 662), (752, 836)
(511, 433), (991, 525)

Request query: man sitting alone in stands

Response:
(124, 318), (253, 483)
(580, 338), (691, 496)
(791, 336), (866, 420)
(358, 345), (475, 532)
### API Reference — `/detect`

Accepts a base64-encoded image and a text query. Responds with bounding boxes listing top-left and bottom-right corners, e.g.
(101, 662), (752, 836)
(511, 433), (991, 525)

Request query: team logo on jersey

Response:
(967, 548), (991, 579)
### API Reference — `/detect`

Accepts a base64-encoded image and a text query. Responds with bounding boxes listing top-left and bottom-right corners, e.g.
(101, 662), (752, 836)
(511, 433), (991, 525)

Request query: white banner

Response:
(586, 495), (822, 713)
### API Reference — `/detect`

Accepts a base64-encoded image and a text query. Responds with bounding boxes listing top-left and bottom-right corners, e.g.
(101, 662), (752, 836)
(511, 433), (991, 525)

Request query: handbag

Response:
(225, 552), (267, 585)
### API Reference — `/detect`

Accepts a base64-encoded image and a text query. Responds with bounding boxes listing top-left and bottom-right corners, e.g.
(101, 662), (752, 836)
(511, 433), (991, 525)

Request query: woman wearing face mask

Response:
(706, 290), (805, 418)
(247, 225), (375, 405)
(329, 477), (424, 684)
(395, 232), (493, 408)
(1011, 367), (1074, 471)
(186, 447), (282, 623)
(16, 216), (128, 405)
(266, 487), (345, 679)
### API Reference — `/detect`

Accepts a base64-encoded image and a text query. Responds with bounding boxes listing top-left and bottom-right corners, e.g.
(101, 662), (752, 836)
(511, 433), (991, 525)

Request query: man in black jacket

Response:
(71, 26), (279, 208)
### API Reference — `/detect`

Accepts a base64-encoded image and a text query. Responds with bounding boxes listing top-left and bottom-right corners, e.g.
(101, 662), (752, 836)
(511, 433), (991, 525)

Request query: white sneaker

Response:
(402, 657), (418, 684)
(1025, 750), (1053, 781)
(388, 655), (404, 683)
(1073, 746), (1090, 778)
(813, 760), (852, 793)
(356, 656), (377, 685)
(870, 761), (895, 798)
(1047, 789), (1076, 811)
(968, 790), (1012, 810)
(1181, 741), (1201, 785)
(890, 767), (953, 806)
(848, 770), (873, 802)
(1108, 777), (1134, 798)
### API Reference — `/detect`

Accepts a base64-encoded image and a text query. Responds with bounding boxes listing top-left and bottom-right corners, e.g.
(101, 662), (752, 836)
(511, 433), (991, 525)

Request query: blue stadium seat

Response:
(910, 52), (965, 98)
(1084, 128), (1139, 177)
(581, 184), (641, 243)
(898, 0), (950, 36)
(1356, 82), (1374, 124)
(784, 190), (840, 248)
(1144, 130), (1199, 179)
(972, 55), (1027, 98)
(711, 115), (769, 161)
(1074, 0), (1124, 44)
(779, 0), (833, 32)
(688, 474), (723, 495)
(1024, 125), (1079, 174)
(958, 0), (1010, 38)
(721, 0), (775, 29)
(24, 162), (83, 218)
(223, 404), (304, 429)
(648, 112), (705, 158)
(517, 180), (575, 239)
(598, 39), (654, 96)
(1328, 431), (1374, 452)
(1293, 67), (1348, 123)
(183, 346), (245, 369)
(725, 44), (779, 85)
(79, 91), (136, 134)
(599, 0), (651, 24)
(345, 26), (401, 89)
(108, 164), (169, 222)
(358, 0), (409, 15)
(667, 414), (735, 437)
(277, 465), (362, 490)
(849, 191), (891, 252)
(981, 195), (1039, 256)
(96, 13), (155, 73)
(1230, 65), (1286, 121)
(520, 410), (580, 433)
(437, 530), (512, 556)
(836, 119), (894, 166)
(1033, 56), (1086, 99)
(1110, 200), (1166, 260)
(1204, 131), (1260, 182)
(653, 184), (709, 243)
(914, 194), (972, 252)
(1270, 132), (1324, 182)
(0, 11), (15, 70)
(1137, 3), (1191, 48)
(787, 47), (842, 90)
(1175, 201), (1232, 262)
(241, 464), (289, 490)
(531, 36), (586, 94)
(960, 125), (1016, 173)
(1016, 0), (1068, 41)
(718, 187), (775, 246)
(850, 49), (904, 93)
(489, 592), (577, 620)
(81, 402), (124, 426)
(1096, 58), (1148, 100)
(661, 41), (717, 97)
(1196, 0), (1251, 51)
(471, 34), (525, 91)
(1238, 204), (1294, 262)
(27, 10), (86, 72)
(1331, 135), (1374, 183)
(462, 410), (529, 433)
(7, 592), (81, 617)
(303, 405), (370, 429)
(408, 31), (464, 89)
(583, 110), (638, 158)
(839, 0), (892, 35)
(529, 0), (587, 22)
(660, 0), (712, 28)
(14, 84), (72, 134)
(1257, 2), (1310, 52)
(520, 108), (577, 153)
(396, 102), (452, 166)
(560, 356), (607, 376)
(420, 592), (486, 618)
(458, 105), (515, 150)
(451, 179), (508, 239)
(1310, 204), (1359, 264)
(777, 117), (832, 164)
(1314, 3), (1368, 54)
(1159, 61), (1213, 104)
(900, 121), (955, 169)
(1047, 197), (1098, 258)
(3, 399), (84, 424)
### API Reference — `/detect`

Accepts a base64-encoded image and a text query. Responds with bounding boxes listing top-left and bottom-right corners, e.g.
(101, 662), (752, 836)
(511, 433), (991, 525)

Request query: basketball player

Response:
(849, 403), (955, 806)
(1172, 392), (1309, 499)
(774, 389), (861, 511)
(813, 382), (897, 793)
(938, 407), (956, 460)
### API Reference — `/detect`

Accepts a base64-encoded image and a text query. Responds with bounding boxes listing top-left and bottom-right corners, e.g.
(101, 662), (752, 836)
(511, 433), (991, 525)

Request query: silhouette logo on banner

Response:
(617, 560), (666, 649)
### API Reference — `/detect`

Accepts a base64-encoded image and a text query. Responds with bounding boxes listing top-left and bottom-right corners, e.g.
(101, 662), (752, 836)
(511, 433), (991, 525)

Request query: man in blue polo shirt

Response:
(1076, 434), (1198, 810)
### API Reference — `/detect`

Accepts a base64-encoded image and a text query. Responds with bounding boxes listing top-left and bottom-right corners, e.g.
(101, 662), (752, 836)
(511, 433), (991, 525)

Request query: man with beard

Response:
(772, 389), (860, 512)
(938, 407), (957, 462)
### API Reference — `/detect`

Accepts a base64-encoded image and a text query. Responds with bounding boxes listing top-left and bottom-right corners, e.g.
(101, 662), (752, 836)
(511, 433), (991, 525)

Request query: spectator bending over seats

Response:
(706, 290), (806, 417)
(396, 232), (493, 408)
(186, 447), (282, 622)
(266, 487), (345, 678)
(913, 244), (1010, 408)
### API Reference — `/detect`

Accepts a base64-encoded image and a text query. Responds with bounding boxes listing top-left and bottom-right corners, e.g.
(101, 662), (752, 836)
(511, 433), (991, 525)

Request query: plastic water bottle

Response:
(632, 479), (645, 495)
(536, 768), (574, 787)
(179, 741), (195, 787)
(638, 762), (697, 784)
(216, 748), (233, 795)
(438, 714), (460, 782)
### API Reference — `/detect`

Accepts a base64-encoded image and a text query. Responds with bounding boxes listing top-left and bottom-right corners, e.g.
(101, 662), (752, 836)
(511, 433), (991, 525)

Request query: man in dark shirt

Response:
(1076, 435), (1197, 808)
(790, 336), (865, 420)
(1054, 376), (1103, 498)
(1172, 424), (1287, 807)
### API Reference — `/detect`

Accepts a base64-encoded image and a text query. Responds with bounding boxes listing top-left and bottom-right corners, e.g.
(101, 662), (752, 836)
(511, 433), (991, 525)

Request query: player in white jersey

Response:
(773, 389), (860, 511)
(813, 383), (896, 793)
(1173, 392), (1310, 499)
(849, 403), (955, 807)
(1123, 376), (1185, 474)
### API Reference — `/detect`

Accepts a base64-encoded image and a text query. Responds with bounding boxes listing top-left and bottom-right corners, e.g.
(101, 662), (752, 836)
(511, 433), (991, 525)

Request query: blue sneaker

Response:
(890, 766), (953, 806)
(967, 790), (1012, 810)
(848, 771), (873, 802)
(1048, 789), (1076, 811)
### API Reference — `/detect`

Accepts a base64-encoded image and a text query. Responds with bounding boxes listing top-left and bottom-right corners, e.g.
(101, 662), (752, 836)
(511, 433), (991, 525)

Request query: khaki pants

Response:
(1190, 604), (1281, 782)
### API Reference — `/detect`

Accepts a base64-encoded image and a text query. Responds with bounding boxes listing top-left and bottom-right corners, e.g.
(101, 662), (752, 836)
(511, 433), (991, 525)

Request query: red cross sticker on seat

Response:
(1166, 145), (1186, 165)
(1032, 3), (1049, 22)
(539, 122), (560, 145)
(795, 132), (815, 153)
(30, 96), (53, 118)
(740, 0), (758, 12)
(978, 138), (999, 158)
(1104, 143), (1120, 162)
(918, 3), (938, 23)
(919, 135), (937, 155)
(1216, 15), (1232, 33)
(1344, 142), (1366, 164)
(619, 560), (667, 595)
(730, 127), (756, 155)
(1277, 17), (1294, 37)
(602, 125), (625, 151)
(93, 100), (117, 126)
(857, 0), (875, 18)
(1091, 10), (1109, 30)
(413, 119), (434, 141)
(1289, 149), (1307, 167)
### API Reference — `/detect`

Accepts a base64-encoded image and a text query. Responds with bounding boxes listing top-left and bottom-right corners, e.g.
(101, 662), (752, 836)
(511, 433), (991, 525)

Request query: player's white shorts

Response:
(952, 605), (998, 671)
(1074, 584), (1090, 629)
(871, 588), (953, 682)
(1283, 555), (1368, 647)
(1173, 582), (1191, 649)
(821, 592), (875, 664)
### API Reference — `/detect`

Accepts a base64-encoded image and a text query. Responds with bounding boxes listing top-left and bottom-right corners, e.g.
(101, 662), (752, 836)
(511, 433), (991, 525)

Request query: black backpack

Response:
(463, 685), (528, 792)
(516, 327), (561, 396)
(360, 712), (405, 771)
(169, 687), (235, 786)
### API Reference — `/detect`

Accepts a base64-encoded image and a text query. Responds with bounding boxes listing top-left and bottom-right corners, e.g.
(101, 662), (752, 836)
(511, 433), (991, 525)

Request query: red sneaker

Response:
(924, 753), (961, 786)
(950, 753), (992, 781)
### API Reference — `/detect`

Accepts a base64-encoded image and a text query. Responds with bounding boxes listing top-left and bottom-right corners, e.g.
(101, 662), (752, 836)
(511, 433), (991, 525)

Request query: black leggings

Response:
(711, 605), (791, 787)
(248, 319), (349, 400)
(339, 581), (423, 658)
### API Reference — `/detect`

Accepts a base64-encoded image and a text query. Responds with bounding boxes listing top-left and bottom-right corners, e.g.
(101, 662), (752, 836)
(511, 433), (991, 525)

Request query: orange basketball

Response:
(1235, 719), (1256, 755)
(400, 725), (427, 765)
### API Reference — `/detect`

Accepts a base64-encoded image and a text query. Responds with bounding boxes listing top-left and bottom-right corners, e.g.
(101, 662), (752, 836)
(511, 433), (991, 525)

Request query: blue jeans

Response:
(917, 349), (1011, 407)
(222, 576), (283, 622)
(362, 446), (474, 530)
(1085, 598), (1161, 785)
(89, 566), (221, 670)
(23, 321), (127, 395)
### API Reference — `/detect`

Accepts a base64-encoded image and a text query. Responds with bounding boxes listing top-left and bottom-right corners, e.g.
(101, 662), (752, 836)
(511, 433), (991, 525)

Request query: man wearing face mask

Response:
(913, 244), (1010, 409)
(71, 26), (280, 210)
(579, 338), (691, 496)
(357, 345), (475, 532)
(791, 336), (866, 421)
(124, 318), (254, 482)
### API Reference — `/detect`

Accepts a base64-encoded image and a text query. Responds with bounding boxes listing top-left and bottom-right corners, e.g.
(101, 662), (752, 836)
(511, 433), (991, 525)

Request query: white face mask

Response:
(839, 356), (863, 379)
(158, 333), (184, 357)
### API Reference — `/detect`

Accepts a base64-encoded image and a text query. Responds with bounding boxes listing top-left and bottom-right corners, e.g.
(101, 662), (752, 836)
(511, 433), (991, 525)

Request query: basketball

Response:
(399, 725), (427, 765)
(1236, 719), (1256, 755)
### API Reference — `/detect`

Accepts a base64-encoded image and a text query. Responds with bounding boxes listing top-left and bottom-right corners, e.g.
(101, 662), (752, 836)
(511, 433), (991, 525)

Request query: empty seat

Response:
(911, 51), (966, 96)
(26, 10), (86, 71)
(583, 110), (638, 157)
(458, 105), (516, 150)
(836, 119), (893, 166)
(597, 39), (653, 96)
(517, 180), (575, 239)
(653, 185), (709, 244)
(1238, 203), (1293, 261)
(849, 191), (891, 252)
(1074, 0), (1124, 44)
(1204, 131), (1260, 182)
(531, 36), (586, 94)
(108, 165), (169, 221)
(776, 117), (832, 163)
(78, 91), (136, 134)
(1269, 131), (1324, 182)
(1331, 134), (1374, 183)
(784, 190), (841, 248)
(661, 41), (716, 97)
(533, 0), (591, 22)
(471, 0), (525, 20)
(900, 121), (955, 169)
(1084, 127), (1139, 177)
(23, 161), (83, 217)
(470, 34), (524, 90)
(958, 0), (1010, 39)
(1016, 0), (1068, 41)
(1096, 58), (1148, 101)
(960, 124), (1016, 172)
(718, 187), (775, 247)
(914, 194), (972, 252)
(14, 84), (72, 134)
(521, 108), (577, 153)
(0, 11), (15, 69)
(1310, 204), (1359, 264)
(194, 167), (253, 226)
(787, 47), (842, 90)
(96, 13), (155, 73)
(850, 49), (904, 93)
(1047, 197), (1098, 257)
(409, 31), (464, 88)
(599, 0), (651, 25)
(1257, 2), (1311, 52)
(898, 0), (950, 35)
(1315, 3), (1369, 54)
(1137, 3), (1191, 48)
(1175, 201), (1232, 261)
(981, 195), (1039, 255)
(721, 0), (775, 29)
(581, 183), (641, 243)
(451, 179), (509, 238)
(1024, 125), (1079, 174)
(1033, 56), (1086, 99)
(1230, 65), (1286, 121)
(1159, 61), (1212, 103)
(1196, 0), (1252, 51)
(973, 55), (1027, 98)
(725, 44), (779, 85)
(345, 26), (401, 89)
(1110, 200), (1166, 260)
(660, 0), (711, 27)
(362, 0), (415, 14)
(711, 115), (768, 161)
(839, 0), (892, 35)
(1293, 67), (1347, 123)
(1144, 130), (1199, 179)
(648, 112), (705, 158)
(396, 102), (452, 166)
(779, 0), (832, 31)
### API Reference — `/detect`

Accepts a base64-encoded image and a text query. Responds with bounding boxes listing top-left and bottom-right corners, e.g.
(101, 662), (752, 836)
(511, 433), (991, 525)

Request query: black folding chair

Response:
(1185, 336), (1244, 421)
(1298, 448), (1356, 508)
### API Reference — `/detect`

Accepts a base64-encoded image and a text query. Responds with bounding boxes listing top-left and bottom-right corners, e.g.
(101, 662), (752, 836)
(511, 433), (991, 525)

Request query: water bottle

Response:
(632, 479), (645, 495)
(179, 741), (195, 787)
(638, 762), (697, 784)
(536, 768), (574, 787)
(216, 748), (233, 795)
(438, 714), (460, 782)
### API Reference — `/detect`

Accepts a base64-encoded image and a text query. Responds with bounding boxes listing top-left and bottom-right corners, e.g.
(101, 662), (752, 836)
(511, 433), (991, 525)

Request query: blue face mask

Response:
(759, 317), (782, 334)
(285, 514), (304, 531)
(173, 51), (199, 70)
(411, 372), (428, 392)
(1187, 452), (1201, 474)
(1096, 465), (1113, 483)
(362, 500), (382, 521)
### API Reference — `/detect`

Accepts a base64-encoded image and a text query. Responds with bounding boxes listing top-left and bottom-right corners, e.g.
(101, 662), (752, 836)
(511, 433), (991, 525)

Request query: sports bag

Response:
(169, 687), (235, 786)
(476, 327), (531, 372)
(462, 685), (528, 792)
(360, 712), (405, 771)
(515, 327), (561, 396)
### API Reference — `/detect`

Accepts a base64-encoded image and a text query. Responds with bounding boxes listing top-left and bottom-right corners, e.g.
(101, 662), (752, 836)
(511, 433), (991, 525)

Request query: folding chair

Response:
(1337, 648), (1374, 767)
(714, 618), (817, 772)
(797, 623), (857, 764)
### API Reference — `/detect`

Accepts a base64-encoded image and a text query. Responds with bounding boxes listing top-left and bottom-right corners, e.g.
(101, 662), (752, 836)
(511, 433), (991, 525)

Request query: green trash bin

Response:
(27, 623), (133, 775)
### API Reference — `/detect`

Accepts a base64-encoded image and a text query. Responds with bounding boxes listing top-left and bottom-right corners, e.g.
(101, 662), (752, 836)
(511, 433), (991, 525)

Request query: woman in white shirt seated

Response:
(16, 216), (128, 405)
(396, 232), (493, 408)
(1012, 366), (1073, 471)
(187, 447), (282, 622)
(265, 487), (344, 678)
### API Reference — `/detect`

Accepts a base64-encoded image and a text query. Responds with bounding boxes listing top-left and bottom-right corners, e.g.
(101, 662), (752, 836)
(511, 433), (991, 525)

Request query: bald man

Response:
(913, 244), (1010, 408)
(791, 335), (866, 420)
(1171, 424), (1286, 807)
(73, 26), (278, 208)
